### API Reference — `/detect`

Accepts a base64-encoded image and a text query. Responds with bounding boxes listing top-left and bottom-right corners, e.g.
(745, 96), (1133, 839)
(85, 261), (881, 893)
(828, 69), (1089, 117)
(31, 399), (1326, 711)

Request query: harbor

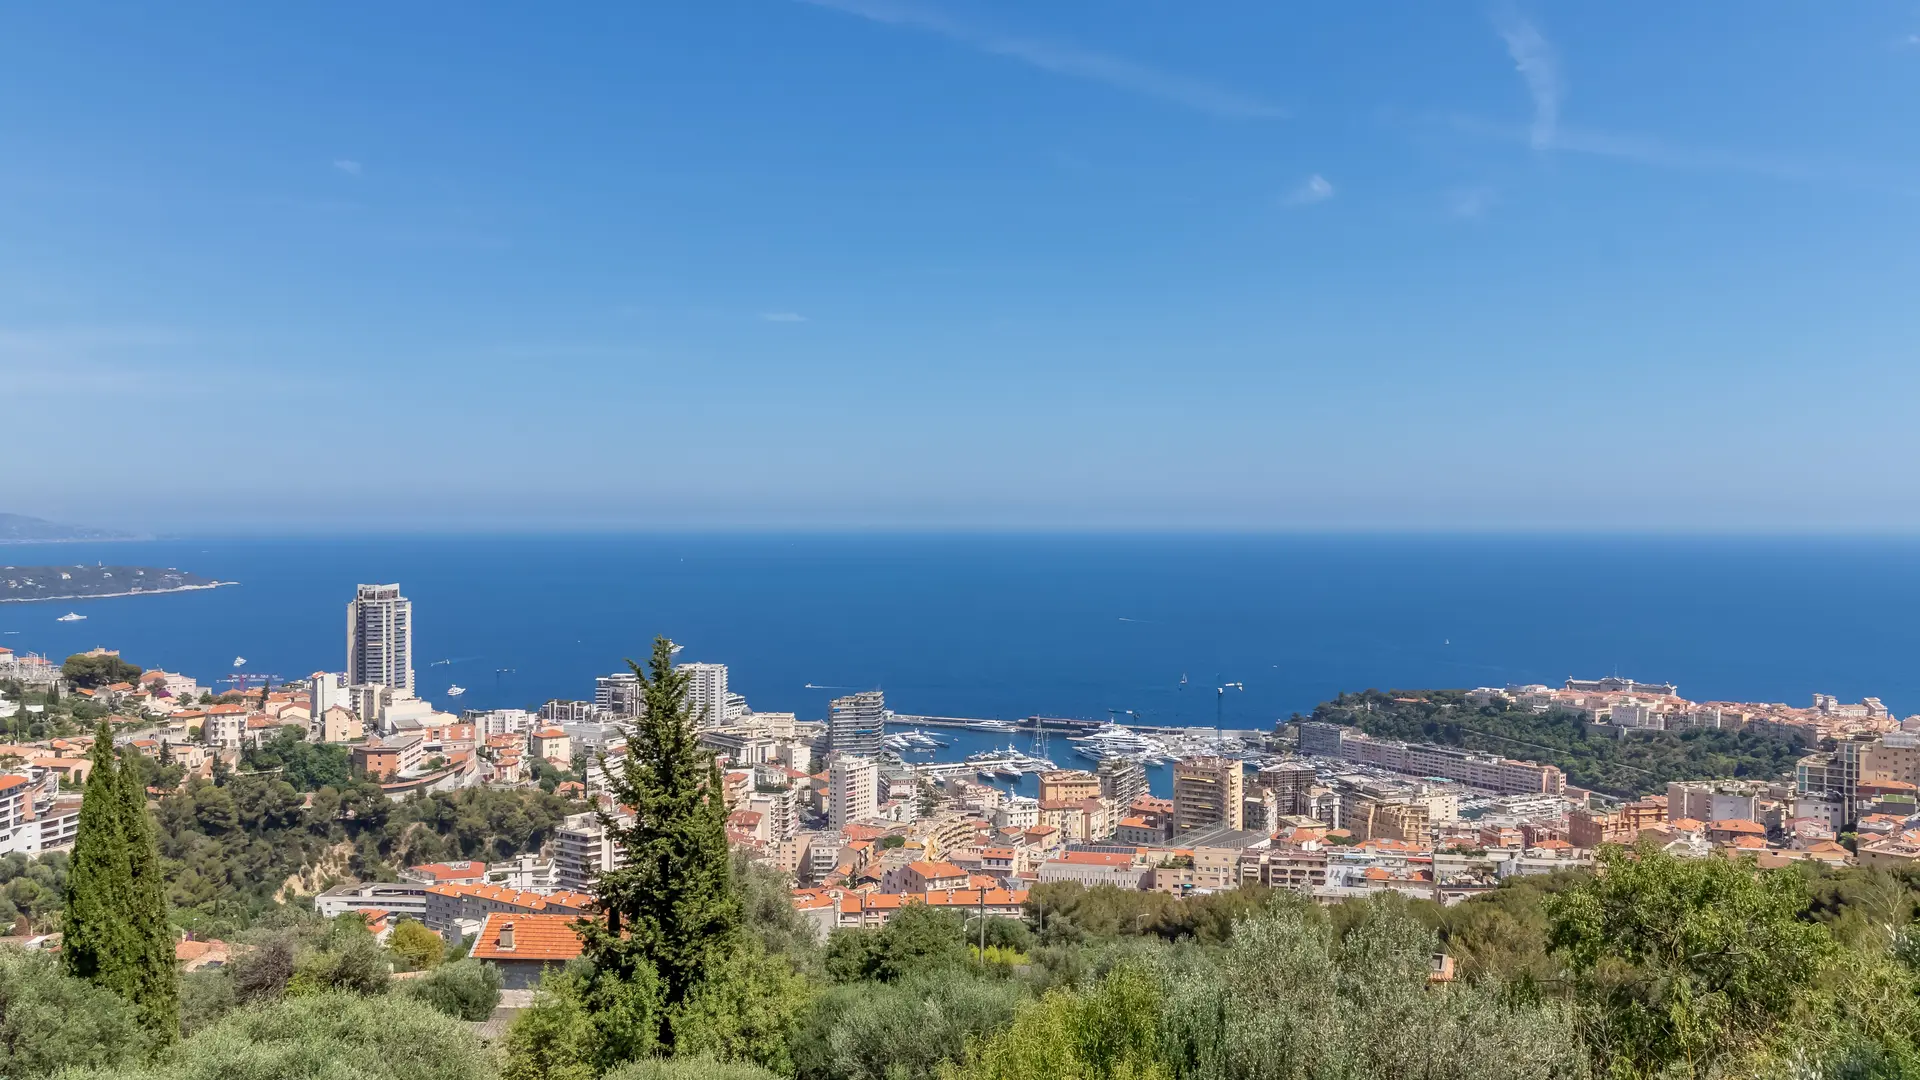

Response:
(873, 717), (1272, 799)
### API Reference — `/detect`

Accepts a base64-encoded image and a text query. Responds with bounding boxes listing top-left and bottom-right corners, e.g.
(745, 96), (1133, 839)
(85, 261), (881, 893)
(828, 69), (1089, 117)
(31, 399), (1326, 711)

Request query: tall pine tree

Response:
(117, 746), (179, 1042)
(580, 636), (740, 1048)
(62, 722), (135, 997)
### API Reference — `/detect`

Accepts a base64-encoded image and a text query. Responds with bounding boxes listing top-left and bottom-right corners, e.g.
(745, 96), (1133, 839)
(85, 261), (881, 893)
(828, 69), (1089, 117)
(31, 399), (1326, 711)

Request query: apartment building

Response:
(1173, 756), (1245, 832)
(553, 809), (630, 893)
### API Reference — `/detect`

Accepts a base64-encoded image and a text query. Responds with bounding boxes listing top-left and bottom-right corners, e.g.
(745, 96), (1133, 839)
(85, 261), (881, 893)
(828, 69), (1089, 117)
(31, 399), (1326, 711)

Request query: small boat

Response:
(232, 657), (246, 667)
(447, 685), (466, 697)
(56, 612), (85, 622)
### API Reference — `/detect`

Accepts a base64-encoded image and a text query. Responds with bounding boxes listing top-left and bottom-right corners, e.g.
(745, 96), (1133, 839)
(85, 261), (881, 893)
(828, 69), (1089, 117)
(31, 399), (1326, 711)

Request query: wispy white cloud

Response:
(799, 0), (1286, 118)
(1900, 32), (1920, 48)
(1493, 10), (1561, 149)
(332, 159), (363, 176)
(1284, 174), (1335, 205)
(759, 312), (808, 323)
(1446, 186), (1497, 219)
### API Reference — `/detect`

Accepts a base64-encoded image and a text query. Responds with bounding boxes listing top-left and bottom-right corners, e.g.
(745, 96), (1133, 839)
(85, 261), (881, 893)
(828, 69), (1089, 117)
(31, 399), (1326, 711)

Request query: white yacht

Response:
(447, 685), (466, 697)
(55, 612), (86, 622)
(971, 719), (1017, 733)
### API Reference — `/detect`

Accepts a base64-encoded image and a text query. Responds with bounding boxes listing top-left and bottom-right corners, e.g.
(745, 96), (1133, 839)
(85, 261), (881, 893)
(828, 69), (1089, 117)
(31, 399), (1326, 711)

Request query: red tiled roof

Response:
(1710, 819), (1766, 834)
(906, 860), (966, 879)
(468, 912), (584, 963)
(408, 861), (489, 882)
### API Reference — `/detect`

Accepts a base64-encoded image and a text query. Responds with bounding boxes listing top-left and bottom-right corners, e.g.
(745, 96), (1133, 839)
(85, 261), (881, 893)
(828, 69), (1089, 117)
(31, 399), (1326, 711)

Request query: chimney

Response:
(498, 921), (515, 951)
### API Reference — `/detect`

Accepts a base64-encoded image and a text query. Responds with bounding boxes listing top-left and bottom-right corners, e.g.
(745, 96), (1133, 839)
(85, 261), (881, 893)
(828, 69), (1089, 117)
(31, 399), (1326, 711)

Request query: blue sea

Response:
(7, 533), (1920, 738)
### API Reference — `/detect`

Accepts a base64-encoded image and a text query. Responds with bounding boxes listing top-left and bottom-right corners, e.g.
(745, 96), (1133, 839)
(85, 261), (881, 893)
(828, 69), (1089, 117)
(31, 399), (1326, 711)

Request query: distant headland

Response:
(0, 512), (142, 543)
(0, 564), (229, 603)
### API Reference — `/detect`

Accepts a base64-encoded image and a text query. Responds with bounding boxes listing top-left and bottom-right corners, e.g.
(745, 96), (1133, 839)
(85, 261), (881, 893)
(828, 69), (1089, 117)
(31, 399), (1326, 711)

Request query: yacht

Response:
(971, 719), (1016, 733)
(1068, 723), (1168, 761)
(447, 685), (466, 697)
(55, 612), (86, 622)
(232, 656), (246, 667)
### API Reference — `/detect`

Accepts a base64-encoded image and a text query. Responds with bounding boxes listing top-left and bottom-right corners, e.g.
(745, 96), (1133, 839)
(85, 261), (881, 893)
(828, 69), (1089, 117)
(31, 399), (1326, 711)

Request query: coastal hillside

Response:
(0, 513), (136, 543)
(1306, 688), (1807, 797)
(0, 564), (219, 602)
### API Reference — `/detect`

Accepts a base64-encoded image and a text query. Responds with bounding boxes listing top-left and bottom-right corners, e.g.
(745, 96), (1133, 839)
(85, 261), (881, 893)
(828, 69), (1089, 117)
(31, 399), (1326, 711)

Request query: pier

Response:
(891, 713), (1195, 737)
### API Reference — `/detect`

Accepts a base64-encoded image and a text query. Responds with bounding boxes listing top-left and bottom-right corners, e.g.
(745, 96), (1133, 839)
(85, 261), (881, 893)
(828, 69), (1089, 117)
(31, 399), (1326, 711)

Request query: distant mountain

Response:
(0, 514), (139, 543)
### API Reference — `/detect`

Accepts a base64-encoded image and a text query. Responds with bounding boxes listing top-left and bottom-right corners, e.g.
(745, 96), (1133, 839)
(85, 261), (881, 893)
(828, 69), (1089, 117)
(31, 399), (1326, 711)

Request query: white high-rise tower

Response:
(346, 583), (414, 693)
(679, 662), (729, 729)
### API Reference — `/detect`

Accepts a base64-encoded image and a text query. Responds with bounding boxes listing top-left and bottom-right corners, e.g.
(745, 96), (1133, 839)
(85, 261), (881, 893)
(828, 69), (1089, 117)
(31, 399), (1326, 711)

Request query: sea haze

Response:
(3, 533), (1918, 724)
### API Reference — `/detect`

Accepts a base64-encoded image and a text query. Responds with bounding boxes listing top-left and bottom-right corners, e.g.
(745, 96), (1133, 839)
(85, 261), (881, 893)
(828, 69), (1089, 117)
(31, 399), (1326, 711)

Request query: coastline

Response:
(0, 581), (236, 604)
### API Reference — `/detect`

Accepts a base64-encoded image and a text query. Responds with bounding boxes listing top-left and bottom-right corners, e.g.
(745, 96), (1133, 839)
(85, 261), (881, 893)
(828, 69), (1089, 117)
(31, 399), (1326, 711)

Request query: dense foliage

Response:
(1310, 688), (1807, 796)
(61, 653), (144, 690)
(240, 726), (353, 791)
(63, 721), (178, 1042)
(580, 637), (750, 1057)
(148, 768), (579, 932)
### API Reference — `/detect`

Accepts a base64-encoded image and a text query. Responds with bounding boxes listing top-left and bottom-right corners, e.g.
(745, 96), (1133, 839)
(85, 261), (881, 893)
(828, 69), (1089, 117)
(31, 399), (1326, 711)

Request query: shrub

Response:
(402, 958), (503, 1021)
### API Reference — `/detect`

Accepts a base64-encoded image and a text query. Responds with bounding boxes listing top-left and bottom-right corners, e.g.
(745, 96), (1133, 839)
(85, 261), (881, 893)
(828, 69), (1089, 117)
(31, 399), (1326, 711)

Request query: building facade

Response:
(829, 691), (886, 758)
(1173, 756), (1245, 832)
(346, 583), (414, 693)
(829, 756), (879, 829)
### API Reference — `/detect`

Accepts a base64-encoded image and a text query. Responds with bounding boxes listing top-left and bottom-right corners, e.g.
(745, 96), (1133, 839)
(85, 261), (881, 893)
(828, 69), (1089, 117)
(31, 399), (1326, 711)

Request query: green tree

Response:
(0, 947), (147, 1080)
(401, 957), (502, 1021)
(580, 636), (741, 1048)
(824, 902), (970, 983)
(604, 1058), (781, 1080)
(1548, 842), (1836, 1077)
(502, 971), (607, 1080)
(61, 654), (143, 690)
(387, 918), (446, 970)
(788, 972), (1024, 1080)
(947, 962), (1167, 1080)
(116, 745), (179, 1042)
(63, 723), (135, 998)
(60, 991), (495, 1080)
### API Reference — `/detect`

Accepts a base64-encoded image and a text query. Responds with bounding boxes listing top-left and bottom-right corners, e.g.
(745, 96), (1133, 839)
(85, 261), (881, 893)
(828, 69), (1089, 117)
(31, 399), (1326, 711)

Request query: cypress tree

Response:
(581, 636), (740, 1043)
(63, 721), (135, 997)
(117, 746), (179, 1042)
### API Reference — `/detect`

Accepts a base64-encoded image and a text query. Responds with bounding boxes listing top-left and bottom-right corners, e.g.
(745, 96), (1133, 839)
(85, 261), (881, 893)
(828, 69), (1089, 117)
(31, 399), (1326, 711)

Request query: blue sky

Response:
(5, 2), (1920, 531)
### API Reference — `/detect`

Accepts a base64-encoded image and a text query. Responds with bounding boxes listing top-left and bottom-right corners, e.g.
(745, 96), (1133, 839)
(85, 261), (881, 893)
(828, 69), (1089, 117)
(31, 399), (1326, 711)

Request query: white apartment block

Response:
(679, 663), (729, 729)
(553, 810), (631, 894)
(346, 583), (414, 693)
(829, 756), (879, 830)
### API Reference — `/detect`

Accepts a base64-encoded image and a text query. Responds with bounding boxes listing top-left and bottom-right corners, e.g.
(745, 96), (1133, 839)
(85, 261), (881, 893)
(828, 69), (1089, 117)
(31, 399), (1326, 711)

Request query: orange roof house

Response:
(467, 912), (585, 989)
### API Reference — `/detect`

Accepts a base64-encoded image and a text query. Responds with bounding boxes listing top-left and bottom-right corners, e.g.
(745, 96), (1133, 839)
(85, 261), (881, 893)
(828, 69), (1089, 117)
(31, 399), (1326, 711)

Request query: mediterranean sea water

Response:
(7, 534), (1920, 779)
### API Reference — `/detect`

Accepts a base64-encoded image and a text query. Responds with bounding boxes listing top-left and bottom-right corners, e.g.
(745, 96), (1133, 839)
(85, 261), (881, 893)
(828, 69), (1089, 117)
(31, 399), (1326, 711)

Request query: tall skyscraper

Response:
(829, 756), (879, 830)
(679, 662), (729, 729)
(346, 583), (413, 693)
(830, 691), (886, 758)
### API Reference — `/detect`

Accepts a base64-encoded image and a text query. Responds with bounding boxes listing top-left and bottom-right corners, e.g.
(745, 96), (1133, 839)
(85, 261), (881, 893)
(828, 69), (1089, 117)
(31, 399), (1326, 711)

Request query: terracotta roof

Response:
(408, 861), (489, 881)
(1710, 819), (1767, 834)
(905, 860), (966, 879)
(533, 728), (566, 739)
(467, 913), (584, 963)
(0, 775), (26, 792)
(1056, 851), (1133, 867)
(1669, 817), (1704, 831)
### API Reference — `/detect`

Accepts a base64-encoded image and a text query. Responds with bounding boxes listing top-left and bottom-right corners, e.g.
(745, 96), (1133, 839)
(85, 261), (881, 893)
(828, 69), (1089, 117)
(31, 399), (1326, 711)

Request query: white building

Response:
(829, 756), (879, 830)
(595, 672), (642, 717)
(346, 584), (414, 693)
(554, 809), (630, 894)
(466, 708), (535, 738)
(679, 663), (729, 729)
(829, 691), (886, 758)
(310, 671), (349, 721)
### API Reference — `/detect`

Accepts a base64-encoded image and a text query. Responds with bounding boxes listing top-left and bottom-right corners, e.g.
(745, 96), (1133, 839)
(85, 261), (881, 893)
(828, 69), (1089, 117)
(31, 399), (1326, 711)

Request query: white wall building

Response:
(346, 584), (414, 693)
(829, 756), (879, 830)
(679, 662), (729, 729)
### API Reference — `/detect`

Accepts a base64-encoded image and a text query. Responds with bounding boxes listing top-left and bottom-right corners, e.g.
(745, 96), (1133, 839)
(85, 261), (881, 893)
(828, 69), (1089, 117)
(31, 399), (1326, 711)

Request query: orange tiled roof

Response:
(467, 912), (584, 963)
(408, 861), (489, 881)
(1711, 819), (1767, 834)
